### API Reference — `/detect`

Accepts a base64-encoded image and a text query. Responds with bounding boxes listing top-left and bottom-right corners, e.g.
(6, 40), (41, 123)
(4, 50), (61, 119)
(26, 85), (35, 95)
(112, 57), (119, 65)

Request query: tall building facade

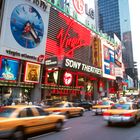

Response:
(98, 0), (121, 39)
(98, 0), (138, 88)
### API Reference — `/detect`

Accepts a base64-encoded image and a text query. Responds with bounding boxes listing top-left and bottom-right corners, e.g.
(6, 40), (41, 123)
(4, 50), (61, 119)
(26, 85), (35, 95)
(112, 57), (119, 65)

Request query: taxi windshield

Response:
(111, 104), (130, 110)
(102, 101), (110, 105)
(0, 107), (16, 117)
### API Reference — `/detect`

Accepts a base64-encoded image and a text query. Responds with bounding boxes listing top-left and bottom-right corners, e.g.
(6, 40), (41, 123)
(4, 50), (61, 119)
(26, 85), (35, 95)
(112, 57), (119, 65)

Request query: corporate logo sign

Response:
(48, 0), (96, 30)
(63, 72), (73, 86)
(46, 8), (91, 62)
(0, 0), (50, 63)
(63, 57), (102, 75)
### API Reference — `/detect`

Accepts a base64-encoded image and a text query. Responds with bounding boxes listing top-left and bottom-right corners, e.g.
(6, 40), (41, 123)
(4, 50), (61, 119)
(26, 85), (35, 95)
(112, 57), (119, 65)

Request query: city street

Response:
(29, 111), (140, 140)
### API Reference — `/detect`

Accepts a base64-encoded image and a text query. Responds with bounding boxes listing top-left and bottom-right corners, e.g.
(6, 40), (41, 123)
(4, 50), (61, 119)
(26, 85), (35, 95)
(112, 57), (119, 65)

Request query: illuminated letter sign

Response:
(63, 58), (102, 75)
(63, 72), (73, 86)
(57, 21), (87, 55)
(73, 0), (84, 14)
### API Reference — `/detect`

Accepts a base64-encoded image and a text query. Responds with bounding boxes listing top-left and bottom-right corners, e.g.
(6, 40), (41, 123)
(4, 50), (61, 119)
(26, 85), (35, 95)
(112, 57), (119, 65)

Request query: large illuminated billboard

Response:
(46, 7), (102, 73)
(47, 0), (96, 30)
(0, 57), (19, 80)
(102, 39), (116, 80)
(0, 0), (50, 63)
(24, 62), (41, 83)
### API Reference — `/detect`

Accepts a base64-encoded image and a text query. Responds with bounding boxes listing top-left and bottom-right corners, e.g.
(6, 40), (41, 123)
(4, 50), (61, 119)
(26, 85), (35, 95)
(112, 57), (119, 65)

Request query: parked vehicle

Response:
(74, 100), (93, 110)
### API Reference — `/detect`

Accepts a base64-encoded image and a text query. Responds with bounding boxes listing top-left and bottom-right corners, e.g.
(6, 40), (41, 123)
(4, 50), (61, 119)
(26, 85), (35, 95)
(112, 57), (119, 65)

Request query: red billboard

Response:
(46, 8), (91, 64)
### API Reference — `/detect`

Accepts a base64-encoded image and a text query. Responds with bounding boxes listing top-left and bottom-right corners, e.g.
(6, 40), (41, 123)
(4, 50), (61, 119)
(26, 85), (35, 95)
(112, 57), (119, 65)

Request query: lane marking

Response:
(62, 127), (72, 131)
(28, 132), (55, 140)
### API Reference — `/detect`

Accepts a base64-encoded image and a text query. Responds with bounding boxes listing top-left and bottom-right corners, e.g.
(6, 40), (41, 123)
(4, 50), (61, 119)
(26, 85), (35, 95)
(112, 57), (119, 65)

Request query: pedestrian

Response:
(11, 102), (15, 106)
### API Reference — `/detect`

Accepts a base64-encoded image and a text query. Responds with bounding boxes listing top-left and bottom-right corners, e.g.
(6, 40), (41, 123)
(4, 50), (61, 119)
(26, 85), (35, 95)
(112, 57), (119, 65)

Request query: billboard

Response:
(63, 57), (102, 76)
(0, 57), (19, 80)
(46, 8), (102, 70)
(47, 0), (96, 30)
(102, 39), (115, 79)
(114, 34), (123, 78)
(0, 0), (50, 63)
(114, 34), (122, 67)
(24, 62), (41, 83)
(46, 7), (91, 61)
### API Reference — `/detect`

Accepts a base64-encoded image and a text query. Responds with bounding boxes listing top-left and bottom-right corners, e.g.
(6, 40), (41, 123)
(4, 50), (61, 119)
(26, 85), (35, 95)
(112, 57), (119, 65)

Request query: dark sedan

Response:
(74, 101), (93, 110)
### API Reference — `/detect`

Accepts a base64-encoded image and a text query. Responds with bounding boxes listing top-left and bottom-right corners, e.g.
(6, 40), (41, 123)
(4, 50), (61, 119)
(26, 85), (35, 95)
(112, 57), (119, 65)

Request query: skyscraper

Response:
(98, 0), (121, 39)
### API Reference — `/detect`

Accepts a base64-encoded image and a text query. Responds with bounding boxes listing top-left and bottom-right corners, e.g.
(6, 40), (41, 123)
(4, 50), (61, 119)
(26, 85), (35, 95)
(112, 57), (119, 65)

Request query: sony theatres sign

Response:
(63, 58), (102, 75)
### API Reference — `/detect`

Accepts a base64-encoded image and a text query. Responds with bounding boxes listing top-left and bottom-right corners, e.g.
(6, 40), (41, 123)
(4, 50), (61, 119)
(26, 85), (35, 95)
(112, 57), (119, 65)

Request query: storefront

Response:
(41, 56), (102, 101)
(41, 7), (103, 101)
(0, 56), (38, 105)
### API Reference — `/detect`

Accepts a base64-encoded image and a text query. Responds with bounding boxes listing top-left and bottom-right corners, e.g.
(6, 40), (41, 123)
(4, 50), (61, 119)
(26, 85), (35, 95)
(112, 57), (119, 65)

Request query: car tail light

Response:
(103, 112), (111, 116)
(122, 113), (133, 117)
(53, 110), (61, 112)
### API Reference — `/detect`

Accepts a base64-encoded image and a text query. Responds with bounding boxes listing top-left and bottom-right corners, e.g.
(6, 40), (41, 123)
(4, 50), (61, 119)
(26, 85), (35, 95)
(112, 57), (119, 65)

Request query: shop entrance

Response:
(0, 87), (32, 105)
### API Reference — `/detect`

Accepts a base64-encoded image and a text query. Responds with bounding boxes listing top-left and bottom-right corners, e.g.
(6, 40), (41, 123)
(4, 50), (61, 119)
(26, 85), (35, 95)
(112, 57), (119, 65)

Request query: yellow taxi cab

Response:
(0, 105), (66, 140)
(103, 100), (140, 126)
(45, 101), (85, 119)
(92, 98), (114, 115)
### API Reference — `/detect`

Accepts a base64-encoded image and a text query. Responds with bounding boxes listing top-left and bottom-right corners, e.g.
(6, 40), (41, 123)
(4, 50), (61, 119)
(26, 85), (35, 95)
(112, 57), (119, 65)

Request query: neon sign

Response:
(72, 0), (84, 14)
(63, 72), (73, 86)
(64, 58), (102, 75)
(56, 20), (87, 55)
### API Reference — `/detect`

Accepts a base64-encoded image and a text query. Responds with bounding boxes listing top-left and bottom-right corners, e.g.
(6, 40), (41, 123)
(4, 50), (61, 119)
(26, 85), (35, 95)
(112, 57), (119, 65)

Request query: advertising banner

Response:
(114, 34), (122, 67)
(24, 62), (41, 83)
(46, 7), (91, 62)
(0, 0), (50, 63)
(91, 34), (102, 68)
(47, 0), (96, 30)
(114, 34), (123, 78)
(102, 39), (116, 79)
(45, 57), (58, 67)
(46, 8), (102, 71)
(63, 71), (73, 86)
(0, 57), (19, 80)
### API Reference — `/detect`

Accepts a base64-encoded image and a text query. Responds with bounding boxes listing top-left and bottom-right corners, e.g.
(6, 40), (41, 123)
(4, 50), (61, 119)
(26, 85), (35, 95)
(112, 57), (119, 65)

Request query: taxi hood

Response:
(105, 109), (133, 115)
(92, 105), (111, 108)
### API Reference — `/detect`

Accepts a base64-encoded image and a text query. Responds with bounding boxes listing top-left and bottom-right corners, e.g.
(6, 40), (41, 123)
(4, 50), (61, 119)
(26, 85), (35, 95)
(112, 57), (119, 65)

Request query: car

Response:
(0, 105), (66, 140)
(103, 101), (140, 126)
(73, 100), (93, 110)
(45, 101), (85, 119)
(118, 96), (131, 102)
(92, 98), (114, 115)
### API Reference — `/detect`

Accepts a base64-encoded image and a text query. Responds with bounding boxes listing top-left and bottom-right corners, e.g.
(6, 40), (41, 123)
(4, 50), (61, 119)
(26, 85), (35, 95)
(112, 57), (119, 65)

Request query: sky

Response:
(129, 0), (140, 79)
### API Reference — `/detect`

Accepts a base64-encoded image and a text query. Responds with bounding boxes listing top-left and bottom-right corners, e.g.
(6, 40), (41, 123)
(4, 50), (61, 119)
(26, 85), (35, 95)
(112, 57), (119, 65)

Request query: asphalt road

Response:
(29, 111), (140, 140)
